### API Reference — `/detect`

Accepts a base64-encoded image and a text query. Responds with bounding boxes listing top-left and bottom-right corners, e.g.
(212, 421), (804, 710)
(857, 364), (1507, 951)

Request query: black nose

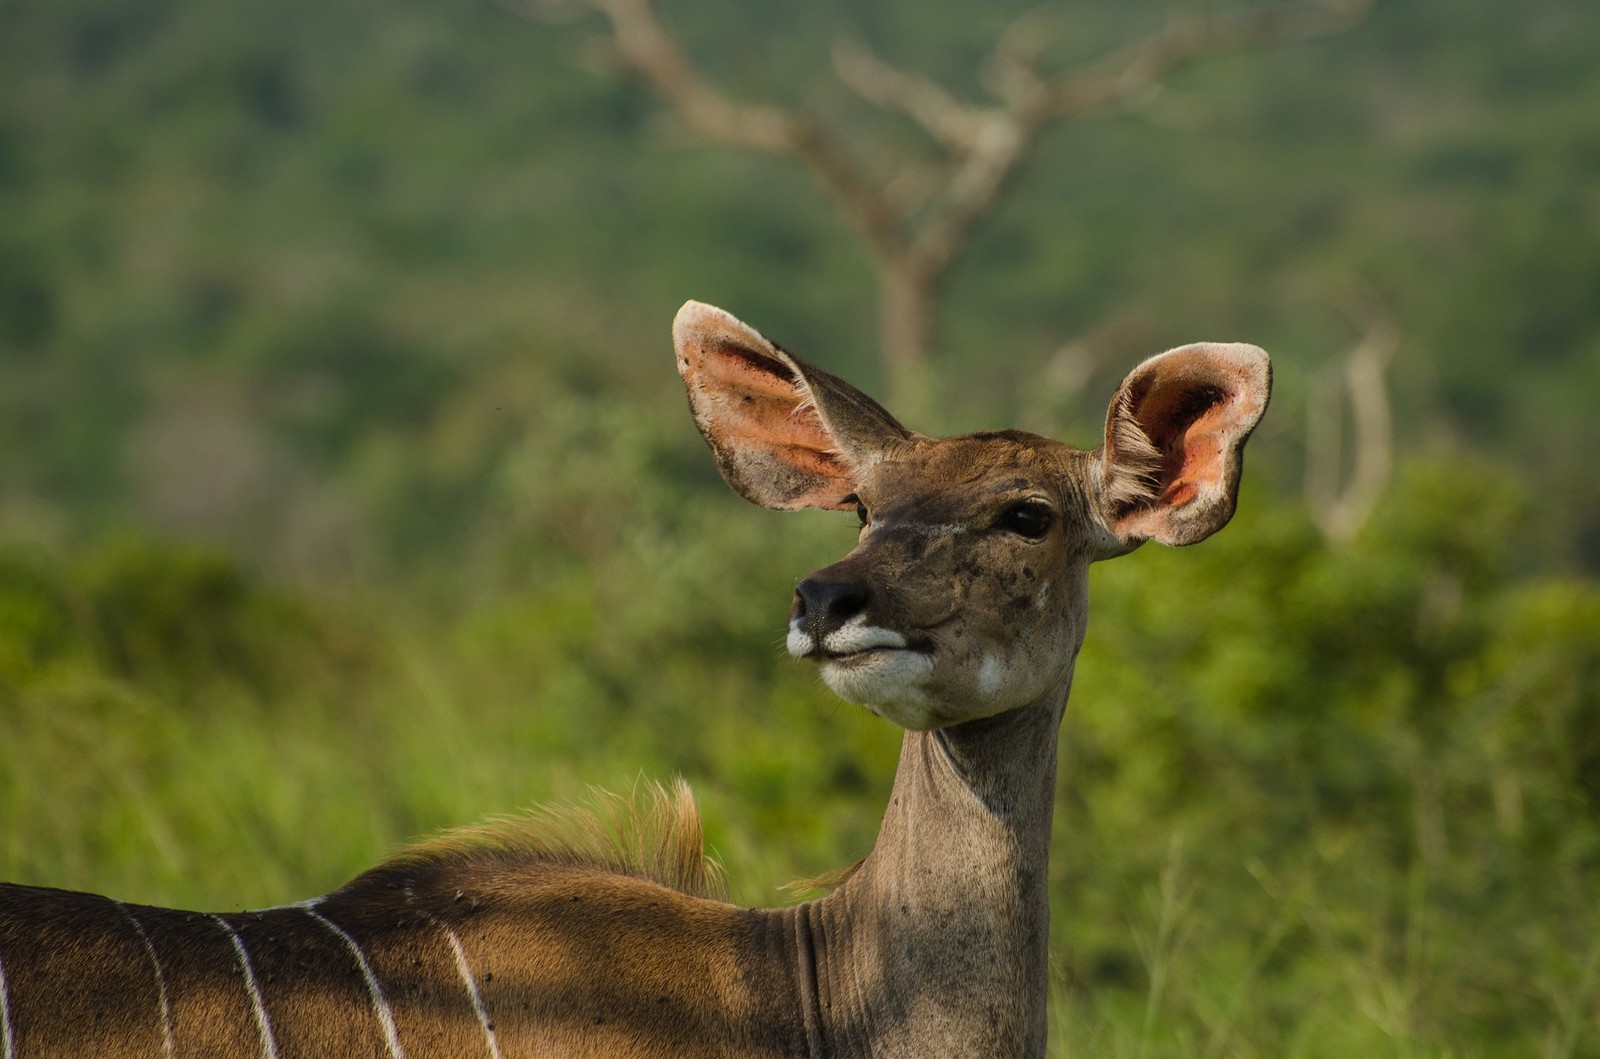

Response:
(793, 577), (869, 640)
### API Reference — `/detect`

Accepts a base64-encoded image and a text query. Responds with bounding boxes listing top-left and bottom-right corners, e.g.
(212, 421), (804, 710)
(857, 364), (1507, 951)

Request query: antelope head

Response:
(675, 300), (1270, 731)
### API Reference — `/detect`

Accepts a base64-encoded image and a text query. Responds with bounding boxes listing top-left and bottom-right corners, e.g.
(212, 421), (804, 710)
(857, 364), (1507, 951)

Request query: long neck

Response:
(795, 679), (1070, 1058)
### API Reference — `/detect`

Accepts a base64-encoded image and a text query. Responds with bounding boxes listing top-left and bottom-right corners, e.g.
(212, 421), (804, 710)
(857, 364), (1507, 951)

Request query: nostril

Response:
(795, 578), (870, 625)
(827, 583), (868, 620)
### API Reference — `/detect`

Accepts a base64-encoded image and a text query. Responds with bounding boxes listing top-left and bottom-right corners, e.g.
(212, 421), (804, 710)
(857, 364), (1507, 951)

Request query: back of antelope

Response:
(0, 300), (1270, 1058)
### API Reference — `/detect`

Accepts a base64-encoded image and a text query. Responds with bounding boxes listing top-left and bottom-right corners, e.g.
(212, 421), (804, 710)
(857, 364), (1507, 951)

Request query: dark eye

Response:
(844, 494), (869, 528)
(999, 500), (1053, 540)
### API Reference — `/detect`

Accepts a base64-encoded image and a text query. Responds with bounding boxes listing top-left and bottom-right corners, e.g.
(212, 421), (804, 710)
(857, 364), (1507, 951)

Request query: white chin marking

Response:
(820, 649), (935, 725)
(791, 618), (936, 727)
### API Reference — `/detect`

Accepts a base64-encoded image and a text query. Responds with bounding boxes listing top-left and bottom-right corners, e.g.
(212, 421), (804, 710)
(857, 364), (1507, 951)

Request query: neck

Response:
(794, 678), (1070, 1057)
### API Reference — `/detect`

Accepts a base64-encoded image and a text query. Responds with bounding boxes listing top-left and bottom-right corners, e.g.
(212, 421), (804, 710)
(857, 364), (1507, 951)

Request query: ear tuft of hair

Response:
(1102, 386), (1166, 515)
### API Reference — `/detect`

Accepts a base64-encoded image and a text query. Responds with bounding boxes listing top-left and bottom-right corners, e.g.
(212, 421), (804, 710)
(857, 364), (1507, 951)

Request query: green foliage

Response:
(2, 0), (1598, 1053)
(0, 540), (341, 700)
(3, 440), (1597, 1056)
(1055, 461), (1600, 1056)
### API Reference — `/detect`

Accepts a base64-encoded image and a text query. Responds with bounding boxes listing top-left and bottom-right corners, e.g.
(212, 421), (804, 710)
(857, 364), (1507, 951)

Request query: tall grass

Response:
(2, 449), (1596, 1056)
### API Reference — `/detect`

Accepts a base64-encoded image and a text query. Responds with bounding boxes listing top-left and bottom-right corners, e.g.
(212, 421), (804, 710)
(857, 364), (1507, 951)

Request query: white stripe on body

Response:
(304, 908), (406, 1059)
(443, 924), (503, 1059)
(0, 948), (14, 1059)
(115, 901), (175, 1059)
(252, 898), (320, 913)
(211, 915), (280, 1059)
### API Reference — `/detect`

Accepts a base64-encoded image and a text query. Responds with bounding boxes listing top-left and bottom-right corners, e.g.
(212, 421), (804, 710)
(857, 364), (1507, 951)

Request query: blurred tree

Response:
(524, 0), (1370, 411)
(1304, 284), (1399, 543)
(4, 0), (1598, 568)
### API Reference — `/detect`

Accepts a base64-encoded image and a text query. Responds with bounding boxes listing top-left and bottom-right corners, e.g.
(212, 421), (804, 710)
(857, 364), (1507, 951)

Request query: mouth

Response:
(810, 631), (936, 665)
(788, 618), (939, 664)
(818, 646), (888, 668)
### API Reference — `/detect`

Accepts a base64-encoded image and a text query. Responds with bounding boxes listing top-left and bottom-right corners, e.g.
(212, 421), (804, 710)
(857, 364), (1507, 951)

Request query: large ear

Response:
(673, 301), (912, 511)
(1097, 341), (1271, 550)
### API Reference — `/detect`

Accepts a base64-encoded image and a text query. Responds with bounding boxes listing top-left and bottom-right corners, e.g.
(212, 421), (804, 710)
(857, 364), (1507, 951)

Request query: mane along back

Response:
(367, 777), (728, 901)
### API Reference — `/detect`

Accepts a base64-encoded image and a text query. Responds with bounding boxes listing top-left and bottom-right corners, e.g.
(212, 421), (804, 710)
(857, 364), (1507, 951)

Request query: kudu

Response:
(0, 301), (1269, 1057)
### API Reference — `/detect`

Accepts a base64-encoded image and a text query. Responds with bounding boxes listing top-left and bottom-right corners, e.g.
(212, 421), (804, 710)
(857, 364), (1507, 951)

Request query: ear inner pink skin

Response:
(677, 307), (895, 512)
(1106, 343), (1269, 546)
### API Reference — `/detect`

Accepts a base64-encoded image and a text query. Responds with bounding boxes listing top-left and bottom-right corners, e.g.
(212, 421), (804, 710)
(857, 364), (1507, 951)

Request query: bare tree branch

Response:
(584, 0), (794, 151)
(1307, 285), (1400, 544)
(576, 0), (908, 263)
(826, 33), (1036, 287)
(831, 38), (986, 154)
(980, 9), (1060, 108)
(532, 0), (1371, 410)
(822, 0), (1374, 301)
(1043, 0), (1375, 116)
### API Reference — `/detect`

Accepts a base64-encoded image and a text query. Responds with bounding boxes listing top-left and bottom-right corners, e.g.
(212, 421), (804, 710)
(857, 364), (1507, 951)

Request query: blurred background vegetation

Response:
(1, 0), (1597, 1053)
